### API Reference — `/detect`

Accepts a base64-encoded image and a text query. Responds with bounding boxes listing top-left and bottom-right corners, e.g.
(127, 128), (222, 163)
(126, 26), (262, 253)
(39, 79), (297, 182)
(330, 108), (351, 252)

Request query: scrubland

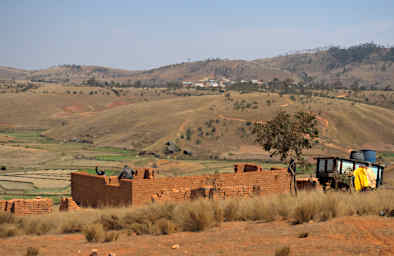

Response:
(1, 189), (393, 241)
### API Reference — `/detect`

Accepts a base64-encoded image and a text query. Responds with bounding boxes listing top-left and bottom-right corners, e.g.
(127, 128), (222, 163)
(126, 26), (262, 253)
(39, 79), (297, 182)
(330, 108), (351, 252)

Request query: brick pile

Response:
(0, 197), (53, 216)
(71, 163), (291, 208)
(59, 197), (80, 211)
(296, 177), (322, 191)
(0, 200), (6, 212)
(132, 168), (156, 179)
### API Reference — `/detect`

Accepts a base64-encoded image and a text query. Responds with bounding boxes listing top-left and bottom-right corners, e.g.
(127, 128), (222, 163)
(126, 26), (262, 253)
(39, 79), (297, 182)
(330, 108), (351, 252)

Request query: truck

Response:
(315, 156), (384, 191)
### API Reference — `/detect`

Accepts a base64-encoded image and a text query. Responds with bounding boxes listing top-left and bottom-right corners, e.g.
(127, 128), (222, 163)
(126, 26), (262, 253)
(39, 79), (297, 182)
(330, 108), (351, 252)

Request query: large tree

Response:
(253, 111), (319, 162)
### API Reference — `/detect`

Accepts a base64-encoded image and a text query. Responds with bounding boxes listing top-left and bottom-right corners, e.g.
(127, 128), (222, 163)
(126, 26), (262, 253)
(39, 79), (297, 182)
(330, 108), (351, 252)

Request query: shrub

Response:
(242, 198), (276, 222)
(223, 200), (240, 221)
(104, 231), (120, 242)
(83, 224), (105, 242)
(212, 201), (224, 223)
(25, 247), (39, 256)
(127, 222), (154, 235)
(154, 218), (177, 235)
(0, 212), (16, 225)
(0, 224), (19, 238)
(24, 220), (54, 236)
(175, 200), (217, 232)
(98, 214), (123, 231)
(275, 246), (290, 256)
(293, 201), (316, 224)
(60, 220), (83, 234)
(298, 232), (308, 238)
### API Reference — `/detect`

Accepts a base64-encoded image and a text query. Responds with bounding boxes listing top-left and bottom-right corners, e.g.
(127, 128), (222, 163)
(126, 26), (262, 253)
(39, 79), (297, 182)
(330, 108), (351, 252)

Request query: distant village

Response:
(181, 77), (264, 88)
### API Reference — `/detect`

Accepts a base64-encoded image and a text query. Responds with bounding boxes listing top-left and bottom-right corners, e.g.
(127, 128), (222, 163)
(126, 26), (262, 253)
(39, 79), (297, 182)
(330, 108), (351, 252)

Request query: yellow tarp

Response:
(365, 167), (376, 189)
(353, 167), (369, 191)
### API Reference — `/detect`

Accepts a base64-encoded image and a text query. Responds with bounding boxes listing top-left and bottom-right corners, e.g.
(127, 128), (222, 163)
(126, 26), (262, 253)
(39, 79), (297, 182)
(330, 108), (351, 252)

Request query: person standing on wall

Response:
(118, 165), (135, 180)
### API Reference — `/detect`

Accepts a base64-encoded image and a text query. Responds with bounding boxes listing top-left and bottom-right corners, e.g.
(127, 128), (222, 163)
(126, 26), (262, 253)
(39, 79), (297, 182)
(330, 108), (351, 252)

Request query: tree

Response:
(253, 111), (319, 161)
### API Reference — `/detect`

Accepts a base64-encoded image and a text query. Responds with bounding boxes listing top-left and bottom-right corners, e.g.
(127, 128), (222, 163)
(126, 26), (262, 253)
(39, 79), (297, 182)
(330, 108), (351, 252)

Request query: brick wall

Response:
(0, 198), (53, 216)
(71, 172), (133, 207)
(71, 165), (291, 207)
(132, 169), (290, 206)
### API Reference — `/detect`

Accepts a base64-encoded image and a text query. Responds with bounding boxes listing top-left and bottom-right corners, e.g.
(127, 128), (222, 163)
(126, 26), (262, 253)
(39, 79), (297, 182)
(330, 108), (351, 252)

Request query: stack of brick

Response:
(59, 197), (80, 211)
(296, 177), (322, 191)
(0, 198), (53, 216)
(133, 168), (155, 179)
(0, 200), (6, 212)
(234, 163), (262, 173)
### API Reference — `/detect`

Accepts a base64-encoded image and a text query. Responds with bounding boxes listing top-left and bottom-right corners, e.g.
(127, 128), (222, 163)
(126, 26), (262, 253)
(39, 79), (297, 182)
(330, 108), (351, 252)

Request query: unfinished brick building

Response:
(71, 164), (291, 207)
(0, 197), (53, 216)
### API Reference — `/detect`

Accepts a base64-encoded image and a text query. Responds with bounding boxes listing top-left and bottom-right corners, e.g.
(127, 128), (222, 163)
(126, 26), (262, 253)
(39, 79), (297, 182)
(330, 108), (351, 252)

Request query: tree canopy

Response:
(253, 111), (319, 161)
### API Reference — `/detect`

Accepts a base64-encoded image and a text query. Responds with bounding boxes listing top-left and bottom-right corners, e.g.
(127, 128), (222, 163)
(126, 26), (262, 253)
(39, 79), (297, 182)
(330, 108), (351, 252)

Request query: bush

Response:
(1, 166), (6, 170)
(98, 214), (123, 231)
(175, 200), (217, 232)
(83, 224), (105, 242)
(0, 212), (16, 225)
(25, 247), (39, 256)
(60, 221), (83, 234)
(127, 222), (154, 235)
(154, 218), (177, 235)
(0, 224), (18, 238)
(223, 200), (240, 221)
(275, 246), (290, 256)
(24, 220), (54, 236)
(104, 231), (120, 242)
(293, 200), (317, 224)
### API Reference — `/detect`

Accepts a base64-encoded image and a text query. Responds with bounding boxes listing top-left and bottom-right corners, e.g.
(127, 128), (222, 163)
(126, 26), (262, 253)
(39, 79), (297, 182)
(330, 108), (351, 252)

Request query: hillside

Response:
(256, 44), (394, 89)
(37, 91), (394, 159)
(0, 66), (29, 80)
(1, 43), (393, 89)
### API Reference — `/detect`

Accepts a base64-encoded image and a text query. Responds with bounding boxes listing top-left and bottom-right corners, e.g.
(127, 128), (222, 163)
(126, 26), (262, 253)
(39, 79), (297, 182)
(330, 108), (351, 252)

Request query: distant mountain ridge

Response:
(1, 43), (393, 89)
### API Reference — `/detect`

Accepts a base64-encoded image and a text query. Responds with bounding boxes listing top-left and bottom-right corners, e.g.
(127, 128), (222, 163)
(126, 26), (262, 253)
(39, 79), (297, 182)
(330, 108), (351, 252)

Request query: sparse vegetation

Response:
(275, 246), (290, 256)
(1, 190), (393, 239)
(25, 247), (39, 256)
(103, 231), (120, 242)
(83, 223), (105, 242)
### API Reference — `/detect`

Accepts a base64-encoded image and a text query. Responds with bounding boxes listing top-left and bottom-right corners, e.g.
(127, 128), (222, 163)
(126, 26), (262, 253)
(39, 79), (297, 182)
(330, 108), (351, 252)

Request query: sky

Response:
(1, 0), (394, 70)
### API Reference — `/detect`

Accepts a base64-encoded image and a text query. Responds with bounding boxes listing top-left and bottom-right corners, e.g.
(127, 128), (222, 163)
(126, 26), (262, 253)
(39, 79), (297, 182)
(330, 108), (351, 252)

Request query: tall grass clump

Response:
(25, 247), (39, 256)
(83, 223), (105, 242)
(60, 220), (83, 234)
(0, 212), (16, 225)
(122, 202), (178, 235)
(174, 200), (218, 232)
(275, 246), (290, 256)
(0, 224), (19, 238)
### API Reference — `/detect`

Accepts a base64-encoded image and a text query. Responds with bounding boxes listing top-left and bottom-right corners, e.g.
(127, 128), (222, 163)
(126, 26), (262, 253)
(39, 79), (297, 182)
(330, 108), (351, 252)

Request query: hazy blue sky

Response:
(2, 0), (394, 70)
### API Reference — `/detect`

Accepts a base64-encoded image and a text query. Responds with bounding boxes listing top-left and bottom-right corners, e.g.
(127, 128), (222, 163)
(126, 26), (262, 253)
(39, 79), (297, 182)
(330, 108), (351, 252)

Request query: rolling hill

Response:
(1, 43), (393, 89)
(0, 82), (392, 161)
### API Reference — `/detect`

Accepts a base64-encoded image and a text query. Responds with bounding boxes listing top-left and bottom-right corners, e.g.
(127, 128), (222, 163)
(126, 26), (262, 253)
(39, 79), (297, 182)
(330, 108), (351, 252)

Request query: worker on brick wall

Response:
(118, 165), (135, 180)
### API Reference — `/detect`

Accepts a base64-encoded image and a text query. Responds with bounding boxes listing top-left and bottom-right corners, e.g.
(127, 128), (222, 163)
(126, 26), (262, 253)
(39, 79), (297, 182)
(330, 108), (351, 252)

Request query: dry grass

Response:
(275, 246), (290, 256)
(104, 231), (120, 243)
(83, 223), (105, 243)
(25, 247), (39, 256)
(0, 224), (19, 238)
(1, 190), (393, 240)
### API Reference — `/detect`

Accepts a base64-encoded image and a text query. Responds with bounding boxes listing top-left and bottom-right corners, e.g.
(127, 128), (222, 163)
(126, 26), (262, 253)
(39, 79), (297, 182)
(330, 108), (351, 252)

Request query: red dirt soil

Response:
(1, 216), (393, 256)
(106, 100), (132, 109)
